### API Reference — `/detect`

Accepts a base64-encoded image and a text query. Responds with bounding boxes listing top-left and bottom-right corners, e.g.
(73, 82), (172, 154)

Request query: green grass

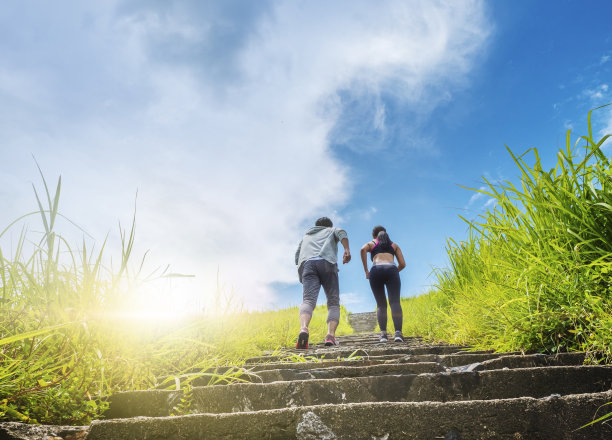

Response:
(0, 169), (352, 424)
(401, 106), (612, 361)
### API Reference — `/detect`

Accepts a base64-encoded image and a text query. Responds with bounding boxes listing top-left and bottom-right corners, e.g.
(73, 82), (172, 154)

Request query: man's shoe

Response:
(296, 330), (309, 349)
(324, 334), (338, 346)
(379, 332), (388, 343)
(394, 331), (404, 342)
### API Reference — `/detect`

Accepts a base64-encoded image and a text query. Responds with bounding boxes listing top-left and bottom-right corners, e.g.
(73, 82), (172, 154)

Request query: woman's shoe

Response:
(394, 331), (404, 342)
(379, 332), (388, 343)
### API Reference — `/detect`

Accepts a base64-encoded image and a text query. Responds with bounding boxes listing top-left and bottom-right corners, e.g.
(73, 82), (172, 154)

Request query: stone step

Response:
(243, 350), (524, 371)
(243, 353), (587, 383)
(180, 352), (587, 387)
(244, 343), (469, 363)
(479, 352), (586, 370)
(192, 362), (446, 385)
(287, 337), (455, 351)
(88, 390), (612, 440)
(107, 365), (612, 418)
(347, 312), (378, 333)
(212, 353), (586, 386)
(0, 422), (88, 440)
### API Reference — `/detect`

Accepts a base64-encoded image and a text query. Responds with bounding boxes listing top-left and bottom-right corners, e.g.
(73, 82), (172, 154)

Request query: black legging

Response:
(369, 264), (402, 332)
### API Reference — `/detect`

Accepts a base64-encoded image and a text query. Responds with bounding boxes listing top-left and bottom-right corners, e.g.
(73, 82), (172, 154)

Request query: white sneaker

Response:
(394, 331), (404, 342)
(379, 332), (388, 343)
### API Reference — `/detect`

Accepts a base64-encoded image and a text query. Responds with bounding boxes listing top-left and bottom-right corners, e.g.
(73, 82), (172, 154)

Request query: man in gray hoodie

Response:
(294, 217), (351, 348)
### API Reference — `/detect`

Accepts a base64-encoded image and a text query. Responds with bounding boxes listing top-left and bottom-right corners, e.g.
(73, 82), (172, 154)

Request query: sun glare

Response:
(114, 278), (208, 321)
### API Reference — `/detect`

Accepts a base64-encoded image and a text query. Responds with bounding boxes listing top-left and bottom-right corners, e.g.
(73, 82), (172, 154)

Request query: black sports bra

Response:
(370, 240), (395, 261)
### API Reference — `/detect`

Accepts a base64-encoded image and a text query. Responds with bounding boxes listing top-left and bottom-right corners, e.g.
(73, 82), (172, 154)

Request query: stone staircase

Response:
(348, 312), (377, 333)
(82, 333), (612, 439)
(3, 333), (611, 439)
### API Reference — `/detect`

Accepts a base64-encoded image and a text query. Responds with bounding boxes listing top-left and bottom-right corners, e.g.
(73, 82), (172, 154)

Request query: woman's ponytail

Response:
(377, 230), (391, 246)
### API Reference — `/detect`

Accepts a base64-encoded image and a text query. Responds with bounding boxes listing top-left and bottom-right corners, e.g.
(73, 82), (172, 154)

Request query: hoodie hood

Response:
(305, 226), (332, 235)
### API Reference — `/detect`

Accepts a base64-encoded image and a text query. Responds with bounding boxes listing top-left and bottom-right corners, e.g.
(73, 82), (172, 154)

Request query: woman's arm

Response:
(394, 244), (406, 271)
(360, 242), (371, 278)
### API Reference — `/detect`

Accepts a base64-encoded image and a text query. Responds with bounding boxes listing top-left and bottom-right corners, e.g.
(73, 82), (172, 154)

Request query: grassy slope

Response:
(401, 109), (612, 361)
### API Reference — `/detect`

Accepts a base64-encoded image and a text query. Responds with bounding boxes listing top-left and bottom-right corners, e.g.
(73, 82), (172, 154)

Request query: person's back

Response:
(296, 226), (346, 279)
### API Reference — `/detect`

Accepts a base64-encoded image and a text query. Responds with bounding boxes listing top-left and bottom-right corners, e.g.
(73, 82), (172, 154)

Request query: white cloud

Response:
(340, 292), (364, 306)
(362, 207), (378, 221)
(582, 84), (610, 103)
(483, 197), (497, 209)
(0, 0), (490, 310)
(465, 186), (490, 209)
(466, 191), (485, 207)
(600, 108), (612, 148)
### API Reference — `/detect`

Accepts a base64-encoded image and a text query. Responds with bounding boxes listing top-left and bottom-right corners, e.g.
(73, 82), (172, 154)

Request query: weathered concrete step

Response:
(231, 353), (586, 384)
(347, 312), (377, 333)
(107, 365), (612, 417)
(89, 390), (612, 439)
(184, 352), (586, 386)
(306, 336), (424, 348)
(240, 352), (489, 370)
(244, 358), (388, 371)
(245, 344), (468, 363)
(479, 352), (586, 370)
(0, 422), (88, 440)
(241, 350), (551, 370)
(192, 362), (446, 385)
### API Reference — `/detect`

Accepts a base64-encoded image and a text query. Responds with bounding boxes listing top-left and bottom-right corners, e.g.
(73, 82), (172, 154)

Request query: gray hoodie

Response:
(295, 226), (348, 269)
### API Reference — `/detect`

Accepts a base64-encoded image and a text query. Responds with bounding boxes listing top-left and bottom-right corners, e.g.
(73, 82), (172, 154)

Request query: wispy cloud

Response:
(582, 84), (609, 102)
(465, 186), (491, 209)
(362, 207), (378, 221)
(340, 292), (363, 306)
(600, 108), (612, 148)
(0, 0), (491, 309)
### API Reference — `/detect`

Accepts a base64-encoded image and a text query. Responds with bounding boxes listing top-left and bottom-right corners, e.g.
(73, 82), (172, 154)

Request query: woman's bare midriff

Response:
(373, 252), (395, 264)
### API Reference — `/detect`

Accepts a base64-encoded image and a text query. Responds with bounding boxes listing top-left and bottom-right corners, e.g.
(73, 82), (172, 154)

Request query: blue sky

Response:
(1, 1), (611, 314)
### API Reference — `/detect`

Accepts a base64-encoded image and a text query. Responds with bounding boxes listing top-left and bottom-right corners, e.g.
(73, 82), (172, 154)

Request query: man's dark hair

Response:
(372, 225), (386, 238)
(315, 217), (333, 227)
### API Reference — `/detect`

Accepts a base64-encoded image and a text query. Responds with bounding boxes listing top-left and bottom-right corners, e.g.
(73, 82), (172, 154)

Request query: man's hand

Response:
(343, 249), (351, 264)
(365, 270), (369, 279)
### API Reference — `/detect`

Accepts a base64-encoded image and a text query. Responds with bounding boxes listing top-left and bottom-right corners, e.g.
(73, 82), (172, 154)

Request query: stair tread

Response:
(88, 390), (612, 440)
(107, 364), (612, 418)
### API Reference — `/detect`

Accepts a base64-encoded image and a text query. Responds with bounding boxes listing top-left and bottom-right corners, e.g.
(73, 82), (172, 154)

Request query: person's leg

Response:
(300, 261), (321, 328)
(298, 261), (321, 347)
(319, 260), (340, 339)
(299, 313), (311, 331)
(386, 266), (403, 333)
(369, 265), (388, 333)
(327, 319), (338, 335)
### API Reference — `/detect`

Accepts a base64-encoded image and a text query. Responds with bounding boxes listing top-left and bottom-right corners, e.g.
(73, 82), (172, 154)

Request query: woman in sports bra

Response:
(360, 225), (406, 342)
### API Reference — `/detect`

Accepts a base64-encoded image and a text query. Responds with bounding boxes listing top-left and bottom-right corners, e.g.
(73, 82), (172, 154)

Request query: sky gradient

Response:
(2, 0), (612, 314)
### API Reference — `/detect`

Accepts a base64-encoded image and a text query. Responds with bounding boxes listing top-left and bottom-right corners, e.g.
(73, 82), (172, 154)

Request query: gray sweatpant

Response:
(299, 259), (340, 323)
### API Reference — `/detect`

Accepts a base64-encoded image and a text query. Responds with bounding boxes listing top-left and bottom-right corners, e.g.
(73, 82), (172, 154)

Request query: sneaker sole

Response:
(296, 331), (309, 349)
